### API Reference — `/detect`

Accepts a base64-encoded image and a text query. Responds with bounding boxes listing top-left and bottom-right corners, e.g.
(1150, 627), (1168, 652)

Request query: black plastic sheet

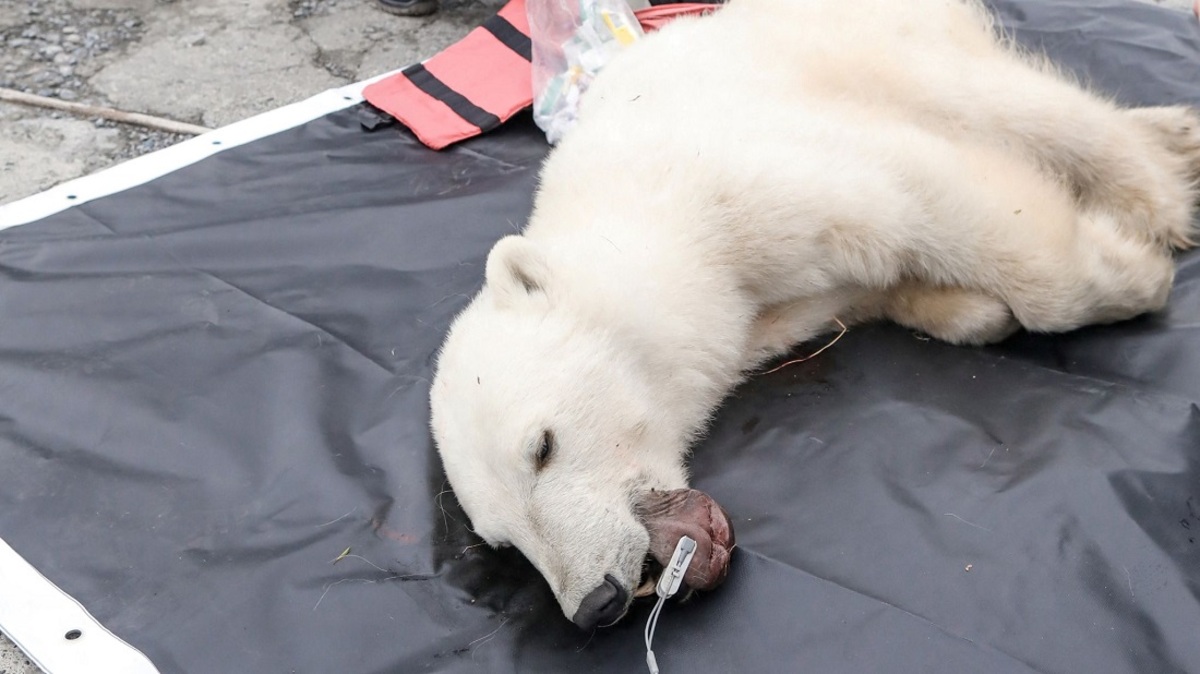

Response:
(1, 1), (1198, 671)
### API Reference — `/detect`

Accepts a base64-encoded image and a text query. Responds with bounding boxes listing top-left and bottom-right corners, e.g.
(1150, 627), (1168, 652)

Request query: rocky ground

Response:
(0, 0), (501, 206)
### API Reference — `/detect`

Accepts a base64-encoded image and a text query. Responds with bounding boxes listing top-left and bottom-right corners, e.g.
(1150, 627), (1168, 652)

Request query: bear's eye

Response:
(535, 430), (554, 471)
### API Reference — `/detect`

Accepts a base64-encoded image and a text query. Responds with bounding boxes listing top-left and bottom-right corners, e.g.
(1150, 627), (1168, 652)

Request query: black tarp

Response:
(1, 0), (1199, 671)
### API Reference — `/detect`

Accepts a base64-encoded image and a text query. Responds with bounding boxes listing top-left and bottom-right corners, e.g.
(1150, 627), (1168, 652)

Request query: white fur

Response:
(430, 0), (1200, 623)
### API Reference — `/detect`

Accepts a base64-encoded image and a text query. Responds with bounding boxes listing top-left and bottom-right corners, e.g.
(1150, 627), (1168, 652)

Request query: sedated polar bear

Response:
(429, 0), (1200, 630)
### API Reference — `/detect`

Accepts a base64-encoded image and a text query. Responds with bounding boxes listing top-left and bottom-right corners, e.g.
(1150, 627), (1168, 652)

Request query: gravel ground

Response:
(0, 0), (144, 101)
(0, 0), (185, 204)
(0, 634), (34, 674)
(0, 0), (189, 174)
(0, 0), (499, 205)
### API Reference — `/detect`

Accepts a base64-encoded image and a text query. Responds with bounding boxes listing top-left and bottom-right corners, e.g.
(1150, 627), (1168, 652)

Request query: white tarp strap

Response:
(0, 538), (160, 674)
(0, 67), (408, 232)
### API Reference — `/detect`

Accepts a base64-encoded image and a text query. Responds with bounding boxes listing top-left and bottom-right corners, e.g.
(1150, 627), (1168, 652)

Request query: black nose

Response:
(571, 574), (628, 630)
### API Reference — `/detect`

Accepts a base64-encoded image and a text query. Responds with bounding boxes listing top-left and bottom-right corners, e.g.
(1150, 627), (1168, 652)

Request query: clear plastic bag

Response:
(528, 0), (649, 144)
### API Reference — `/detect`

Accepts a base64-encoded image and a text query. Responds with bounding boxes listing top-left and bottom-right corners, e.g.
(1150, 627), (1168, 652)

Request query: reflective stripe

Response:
(401, 63), (502, 132)
(483, 15), (532, 62)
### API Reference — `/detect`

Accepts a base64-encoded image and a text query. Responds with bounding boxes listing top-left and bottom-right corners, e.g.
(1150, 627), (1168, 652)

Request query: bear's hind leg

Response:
(884, 284), (1018, 346)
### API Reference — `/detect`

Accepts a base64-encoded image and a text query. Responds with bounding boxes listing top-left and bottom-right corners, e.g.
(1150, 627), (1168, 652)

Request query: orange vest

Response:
(363, 0), (719, 150)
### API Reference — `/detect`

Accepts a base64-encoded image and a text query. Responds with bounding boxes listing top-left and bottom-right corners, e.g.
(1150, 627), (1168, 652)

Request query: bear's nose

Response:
(571, 574), (628, 630)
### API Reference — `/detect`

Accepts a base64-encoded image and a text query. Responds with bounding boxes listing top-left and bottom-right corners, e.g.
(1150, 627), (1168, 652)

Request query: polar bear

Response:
(429, 0), (1200, 630)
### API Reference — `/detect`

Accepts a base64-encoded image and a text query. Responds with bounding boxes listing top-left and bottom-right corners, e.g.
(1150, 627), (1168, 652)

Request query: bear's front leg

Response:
(742, 289), (883, 371)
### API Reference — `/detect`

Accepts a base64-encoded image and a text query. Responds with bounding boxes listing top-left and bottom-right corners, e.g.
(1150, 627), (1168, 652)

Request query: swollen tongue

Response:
(637, 488), (735, 592)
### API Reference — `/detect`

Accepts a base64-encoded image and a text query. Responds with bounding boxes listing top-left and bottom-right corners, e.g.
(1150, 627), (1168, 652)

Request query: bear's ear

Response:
(485, 235), (551, 308)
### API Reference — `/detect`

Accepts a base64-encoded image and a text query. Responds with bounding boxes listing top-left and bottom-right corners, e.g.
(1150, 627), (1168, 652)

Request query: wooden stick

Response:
(0, 87), (212, 136)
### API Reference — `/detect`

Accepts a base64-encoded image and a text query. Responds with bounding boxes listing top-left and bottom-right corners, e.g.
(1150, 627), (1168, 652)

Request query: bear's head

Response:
(430, 235), (734, 629)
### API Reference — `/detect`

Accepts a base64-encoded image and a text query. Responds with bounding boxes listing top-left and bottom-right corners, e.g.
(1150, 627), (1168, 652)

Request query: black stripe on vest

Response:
(482, 15), (533, 62)
(402, 63), (502, 132)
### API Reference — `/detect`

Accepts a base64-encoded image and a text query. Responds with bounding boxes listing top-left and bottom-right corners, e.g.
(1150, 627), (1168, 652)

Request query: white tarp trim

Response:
(0, 68), (405, 231)
(0, 538), (160, 674)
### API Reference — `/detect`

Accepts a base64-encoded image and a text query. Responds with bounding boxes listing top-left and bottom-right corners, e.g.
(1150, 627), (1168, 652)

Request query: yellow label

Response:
(601, 11), (638, 46)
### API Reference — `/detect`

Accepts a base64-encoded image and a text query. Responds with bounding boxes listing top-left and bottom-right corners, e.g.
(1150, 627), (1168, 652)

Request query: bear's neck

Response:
(529, 205), (755, 445)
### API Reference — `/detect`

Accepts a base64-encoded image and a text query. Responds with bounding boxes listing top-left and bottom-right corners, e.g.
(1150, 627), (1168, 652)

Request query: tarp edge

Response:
(0, 67), (411, 232)
(0, 538), (160, 674)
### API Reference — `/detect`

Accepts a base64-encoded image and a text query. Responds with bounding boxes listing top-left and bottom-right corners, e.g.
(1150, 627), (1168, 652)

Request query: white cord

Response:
(642, 536), (696, 674)
(644, 593), (667, 674)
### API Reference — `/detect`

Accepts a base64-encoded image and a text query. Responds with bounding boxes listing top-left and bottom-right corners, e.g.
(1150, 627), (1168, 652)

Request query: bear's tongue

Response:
(636, 488), (735, 592)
